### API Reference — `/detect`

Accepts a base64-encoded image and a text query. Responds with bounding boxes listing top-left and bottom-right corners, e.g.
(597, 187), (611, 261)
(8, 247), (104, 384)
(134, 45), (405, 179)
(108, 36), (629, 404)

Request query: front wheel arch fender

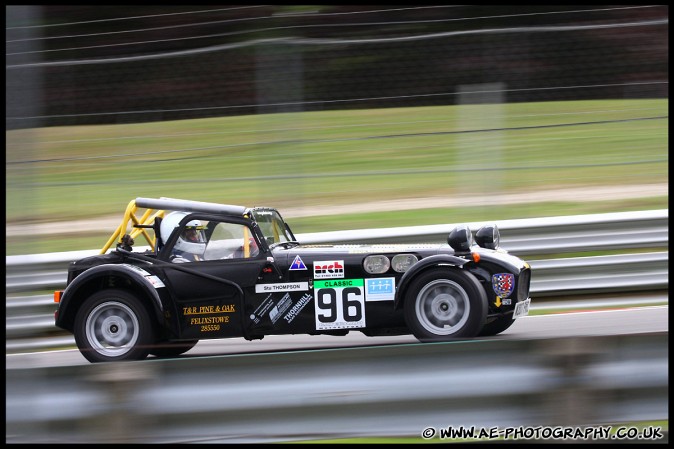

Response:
(394, 254), (469, 310)
(56, 264), (165, 332)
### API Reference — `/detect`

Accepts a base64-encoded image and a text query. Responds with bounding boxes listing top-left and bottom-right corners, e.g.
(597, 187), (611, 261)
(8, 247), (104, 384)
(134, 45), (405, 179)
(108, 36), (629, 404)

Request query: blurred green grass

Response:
(5, 99), (668, 255)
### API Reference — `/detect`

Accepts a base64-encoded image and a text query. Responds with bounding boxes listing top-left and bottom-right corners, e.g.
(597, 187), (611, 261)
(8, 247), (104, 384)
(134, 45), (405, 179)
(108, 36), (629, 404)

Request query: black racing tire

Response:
(149, 340), (199, 358)
(404, 268), (487, 341)
(478, 315), (516, 336)
(74, 289), (155, 363)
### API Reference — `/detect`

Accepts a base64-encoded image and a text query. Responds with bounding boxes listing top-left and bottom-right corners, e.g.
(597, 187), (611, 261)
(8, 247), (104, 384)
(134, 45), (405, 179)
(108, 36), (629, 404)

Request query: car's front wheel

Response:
(74, 289), (154, 363)
(404, 268), (487, 341)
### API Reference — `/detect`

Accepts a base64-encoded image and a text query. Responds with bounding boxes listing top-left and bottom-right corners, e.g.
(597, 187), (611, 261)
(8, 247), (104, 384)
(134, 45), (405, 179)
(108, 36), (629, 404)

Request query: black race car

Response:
(54, 197), (531, 363)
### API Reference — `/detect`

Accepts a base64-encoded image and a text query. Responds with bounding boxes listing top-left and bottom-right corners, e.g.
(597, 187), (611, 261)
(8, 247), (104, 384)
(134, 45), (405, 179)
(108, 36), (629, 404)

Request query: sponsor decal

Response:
(314, 278), (365, 330)
(492, 273), (515, 298)
(251, 294), (274, 324)
(123, 264), (150, 276)
(145, 275), (165, 288)
(122, 264), (165, 288)
(255, 282), (309, 293)
(284, 293), (312, 324)
(289, 255), (307, 270)
(314, 279), (363, 289)
(183, 305), (235, 315)
(314, 260), (345, 279)
(319, 279), (360, 288)
(365, 277), (395, 301)
(182, 304), (235, 331)
(269, 293), (292, 324)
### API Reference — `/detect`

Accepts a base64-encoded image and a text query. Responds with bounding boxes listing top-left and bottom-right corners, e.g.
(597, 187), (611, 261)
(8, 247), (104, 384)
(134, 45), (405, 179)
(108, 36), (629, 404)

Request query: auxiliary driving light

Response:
(475, 224), (500, 250)
(448, 224), (473, 252)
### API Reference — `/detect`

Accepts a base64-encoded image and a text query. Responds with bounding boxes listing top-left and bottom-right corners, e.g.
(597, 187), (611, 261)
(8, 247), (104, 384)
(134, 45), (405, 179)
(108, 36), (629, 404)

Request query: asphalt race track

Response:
(6, 303), (668, 369)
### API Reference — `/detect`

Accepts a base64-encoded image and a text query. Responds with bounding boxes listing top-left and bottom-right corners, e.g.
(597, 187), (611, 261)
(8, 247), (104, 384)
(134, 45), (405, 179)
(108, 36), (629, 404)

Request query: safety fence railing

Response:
(5, 333), (669, 444)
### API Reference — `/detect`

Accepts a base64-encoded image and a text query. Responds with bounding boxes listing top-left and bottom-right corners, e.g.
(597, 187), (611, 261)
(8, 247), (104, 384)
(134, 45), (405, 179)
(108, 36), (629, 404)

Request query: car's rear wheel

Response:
(149, 340), (198, 358)
(404, 268), (487, 341)
(74, 289), (154, 363)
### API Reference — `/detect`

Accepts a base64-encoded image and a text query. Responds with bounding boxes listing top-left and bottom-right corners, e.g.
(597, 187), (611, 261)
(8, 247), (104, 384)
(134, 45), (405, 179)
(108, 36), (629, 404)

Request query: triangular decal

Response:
(289, 255), (307, 270)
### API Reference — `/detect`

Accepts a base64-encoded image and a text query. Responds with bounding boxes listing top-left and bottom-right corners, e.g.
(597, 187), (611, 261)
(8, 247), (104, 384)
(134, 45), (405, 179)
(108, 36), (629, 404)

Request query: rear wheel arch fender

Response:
(57, 265), (165, 331)
(394, 255), (469, 310)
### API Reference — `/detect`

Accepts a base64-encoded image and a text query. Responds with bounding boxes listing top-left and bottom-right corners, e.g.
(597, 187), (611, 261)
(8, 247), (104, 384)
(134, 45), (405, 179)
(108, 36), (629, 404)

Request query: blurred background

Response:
(5, 6), (669, 443)
(5, 5), (668, 255)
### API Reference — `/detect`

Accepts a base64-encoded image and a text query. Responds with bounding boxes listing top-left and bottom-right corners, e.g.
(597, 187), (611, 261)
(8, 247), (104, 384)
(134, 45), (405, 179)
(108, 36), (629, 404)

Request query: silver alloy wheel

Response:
(415, 279), (470, 335)
(85, 301), (140, 357)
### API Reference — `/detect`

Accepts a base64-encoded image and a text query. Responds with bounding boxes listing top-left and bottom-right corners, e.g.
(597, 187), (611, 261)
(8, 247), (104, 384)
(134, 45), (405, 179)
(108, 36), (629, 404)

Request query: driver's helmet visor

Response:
(182, 225), (207, 243)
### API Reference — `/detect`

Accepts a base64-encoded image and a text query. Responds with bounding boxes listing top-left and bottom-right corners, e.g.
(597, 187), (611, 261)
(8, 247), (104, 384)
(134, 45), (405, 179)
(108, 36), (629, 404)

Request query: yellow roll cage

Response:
(101, 197), (258, 256)
(101, 199), (165, 254)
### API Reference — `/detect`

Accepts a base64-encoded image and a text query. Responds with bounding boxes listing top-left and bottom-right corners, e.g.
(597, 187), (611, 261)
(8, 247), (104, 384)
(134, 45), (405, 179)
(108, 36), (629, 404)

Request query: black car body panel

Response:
(54, 197), (532, 362)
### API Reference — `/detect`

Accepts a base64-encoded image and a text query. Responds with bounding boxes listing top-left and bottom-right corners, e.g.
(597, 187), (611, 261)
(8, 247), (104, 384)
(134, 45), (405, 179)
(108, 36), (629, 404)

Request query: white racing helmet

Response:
(160, 211), (207, 255)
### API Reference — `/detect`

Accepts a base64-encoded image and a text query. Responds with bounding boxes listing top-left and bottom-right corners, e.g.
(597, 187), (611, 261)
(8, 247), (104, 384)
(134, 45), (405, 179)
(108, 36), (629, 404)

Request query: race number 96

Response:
(314, 279), (365, 330)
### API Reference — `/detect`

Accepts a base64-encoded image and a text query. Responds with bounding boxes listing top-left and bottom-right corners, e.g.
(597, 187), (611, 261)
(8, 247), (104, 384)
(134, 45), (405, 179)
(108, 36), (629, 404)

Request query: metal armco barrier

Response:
(5, 333), (669, 443)
(530, 251), (668, 294)
(6, 209), (669, 291)
(297, 209), (669, 252)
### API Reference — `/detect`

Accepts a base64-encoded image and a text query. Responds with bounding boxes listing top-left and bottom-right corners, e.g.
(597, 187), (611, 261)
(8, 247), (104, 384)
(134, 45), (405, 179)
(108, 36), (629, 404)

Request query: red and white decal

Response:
(313, 260), (345, 279)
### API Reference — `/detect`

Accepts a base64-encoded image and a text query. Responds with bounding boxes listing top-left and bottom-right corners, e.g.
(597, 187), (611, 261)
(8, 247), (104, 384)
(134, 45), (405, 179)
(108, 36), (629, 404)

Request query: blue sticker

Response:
(365, 277), (395, 301)
(290, 255), (307, 270)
